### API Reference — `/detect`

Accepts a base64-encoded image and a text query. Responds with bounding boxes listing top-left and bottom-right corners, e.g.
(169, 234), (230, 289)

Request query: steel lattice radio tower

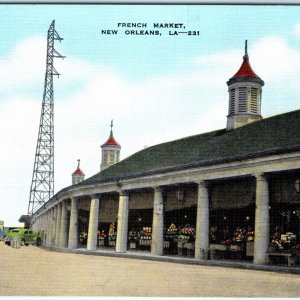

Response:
(28, 20), (65, 215)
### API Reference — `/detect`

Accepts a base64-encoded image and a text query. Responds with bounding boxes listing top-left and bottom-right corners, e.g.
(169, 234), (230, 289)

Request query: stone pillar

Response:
(116, 191), (129, 253)
(151, 186), (164, 256)
(68, 197), (79, 249)
(42, 214), (46, 243)
(59, 199), (68, 248)
(32, 217), (36, 231)
(87, 196), (100, 251)
(37, 217), (40, 231)
(35, 216), (39, 235)
(45, 211), (49, 245)
(46, 210), (51, 246)
(32, 217), (37, 231)
(48, 208), (55, 246)
(254, 173), (270, 265)
(51, 206), (57, 245)
(195, 180), (210, 260)
(55, 203), (62, 246)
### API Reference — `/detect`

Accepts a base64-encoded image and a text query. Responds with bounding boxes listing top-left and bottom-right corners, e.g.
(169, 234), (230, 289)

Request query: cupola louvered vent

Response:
(229, 88), (235, 115)
(250, 87), (258, 113)
(238, 87), (247, 113)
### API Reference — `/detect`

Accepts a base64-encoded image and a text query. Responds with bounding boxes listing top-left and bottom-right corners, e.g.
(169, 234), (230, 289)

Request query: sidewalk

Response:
(44, 245), (300, 275)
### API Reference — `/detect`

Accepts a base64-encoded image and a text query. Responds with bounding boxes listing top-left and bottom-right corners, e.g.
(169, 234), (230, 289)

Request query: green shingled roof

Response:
(81, 109), (300, 186)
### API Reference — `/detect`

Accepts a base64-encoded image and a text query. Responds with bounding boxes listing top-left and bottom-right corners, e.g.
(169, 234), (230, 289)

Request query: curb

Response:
(41, 245), (300, 275)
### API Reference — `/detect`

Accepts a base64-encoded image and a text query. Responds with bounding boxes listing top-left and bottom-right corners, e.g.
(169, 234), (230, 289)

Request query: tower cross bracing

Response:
(28, 20), (65, 215)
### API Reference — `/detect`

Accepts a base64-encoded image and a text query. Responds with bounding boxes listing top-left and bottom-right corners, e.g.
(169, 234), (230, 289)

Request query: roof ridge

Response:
(231, 108), (300, 132)
(79, 109), (300, 187)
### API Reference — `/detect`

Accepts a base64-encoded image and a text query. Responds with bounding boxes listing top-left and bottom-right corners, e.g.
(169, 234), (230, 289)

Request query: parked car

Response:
(0, 230), (6, 241)
(4, 228), (41, 246)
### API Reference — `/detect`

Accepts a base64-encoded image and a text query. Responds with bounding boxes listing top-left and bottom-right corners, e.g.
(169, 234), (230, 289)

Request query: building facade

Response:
(31, 43), (300, 266)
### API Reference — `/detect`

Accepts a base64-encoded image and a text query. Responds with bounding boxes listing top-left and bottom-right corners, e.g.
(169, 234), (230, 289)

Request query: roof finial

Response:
(244, 39), (248, 59)
(110, 120), (114, 135)
(77, 159), (80, 169)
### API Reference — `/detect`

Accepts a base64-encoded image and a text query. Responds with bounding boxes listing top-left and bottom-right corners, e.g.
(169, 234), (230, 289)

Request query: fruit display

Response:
(97, 230), (107, 246)
(166, 223), (177, 235)
(98, 230), (107, 240)
(140, 226), (152, 246)
(128, 230), (139, 242)
(140, 227), (152, 240)
(246, 227), (254, 241)
(178, 225), (195, 240)
(233, 227), (246, 243)
(108, 223), (117, 245)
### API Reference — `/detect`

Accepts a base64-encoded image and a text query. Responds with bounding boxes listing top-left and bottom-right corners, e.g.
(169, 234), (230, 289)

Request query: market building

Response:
(31, 42), (300, 267)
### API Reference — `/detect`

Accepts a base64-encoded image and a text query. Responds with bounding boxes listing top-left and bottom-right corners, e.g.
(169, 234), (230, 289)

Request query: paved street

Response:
(0, 242), (300, 297)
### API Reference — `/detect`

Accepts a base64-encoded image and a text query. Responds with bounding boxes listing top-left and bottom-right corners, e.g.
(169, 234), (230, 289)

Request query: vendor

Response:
(209, 225), (223, 243)
(245, 226), (254, 241)
(271, 226), (284, 251)
(209, 225), (218, 243)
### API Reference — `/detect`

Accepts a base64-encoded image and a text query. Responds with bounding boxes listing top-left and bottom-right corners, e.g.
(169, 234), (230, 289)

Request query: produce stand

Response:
(267, 229), (300, 266)
(176, 224), (195, 256)
(98, 230), (106, 246)
(164, 223), (178, 255)
(246, 241), (254, 256)
(108, 223), (117, 247)
(128, 230), (139, 249)
(139, 227), (152, 248)
(267, 251), (296, 267)
(209, 243), (244, 259)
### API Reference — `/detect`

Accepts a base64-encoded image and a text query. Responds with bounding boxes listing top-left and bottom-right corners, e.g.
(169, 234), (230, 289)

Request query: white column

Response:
(116, 191), (129, 253)
(35, 217), (39, 234)
(59, 199), (68, 248)
(87, 196), (100, 251)
(55, 203), (62, 246)
(68, 197), (79, 249)
(46, 210), (51, 246)
(49, 208), (55, 246)
(42, 214), (46, 243)
(195, 180), (210, 260)
(37, 217), (40, 231)
(32, 217), (36, 231)
(151, 187), (164, 256)
(51, 206), (57, 245)
(45, 211), (50, 245)
(254, 173), (270, 265)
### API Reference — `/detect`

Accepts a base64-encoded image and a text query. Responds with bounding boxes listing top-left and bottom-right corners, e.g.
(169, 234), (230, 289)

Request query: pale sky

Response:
(1, 4), (300, 226)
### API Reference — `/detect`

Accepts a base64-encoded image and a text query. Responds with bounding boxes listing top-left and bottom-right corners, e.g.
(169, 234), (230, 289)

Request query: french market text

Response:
(101, 22), (200, 37)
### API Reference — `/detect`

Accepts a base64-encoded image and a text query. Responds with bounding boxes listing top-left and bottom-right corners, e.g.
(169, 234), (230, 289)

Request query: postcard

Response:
(0, 2), (300, 297)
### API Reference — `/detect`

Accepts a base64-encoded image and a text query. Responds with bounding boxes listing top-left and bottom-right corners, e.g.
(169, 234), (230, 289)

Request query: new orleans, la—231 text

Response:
(101, 23), (200, 36)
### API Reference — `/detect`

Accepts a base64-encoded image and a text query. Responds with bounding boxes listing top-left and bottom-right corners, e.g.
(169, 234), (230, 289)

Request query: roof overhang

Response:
(18, 214), (32, 223)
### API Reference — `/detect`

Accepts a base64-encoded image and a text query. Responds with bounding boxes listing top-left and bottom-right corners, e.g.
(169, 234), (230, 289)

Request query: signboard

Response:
(157, 204), (163, 215)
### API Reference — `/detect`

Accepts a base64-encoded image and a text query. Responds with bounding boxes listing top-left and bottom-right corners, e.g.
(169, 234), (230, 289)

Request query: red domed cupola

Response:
(226, 40), (264, 130)
(227, 40), (264, 86)
(72, 159), (85, 185)
(102, 131), (120, 147)
(100, 120), (121, 171)
(72, 167), (84, 176)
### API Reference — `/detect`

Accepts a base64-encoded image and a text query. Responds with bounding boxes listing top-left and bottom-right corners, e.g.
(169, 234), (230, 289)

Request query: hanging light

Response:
(176, 190), (185, 203)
